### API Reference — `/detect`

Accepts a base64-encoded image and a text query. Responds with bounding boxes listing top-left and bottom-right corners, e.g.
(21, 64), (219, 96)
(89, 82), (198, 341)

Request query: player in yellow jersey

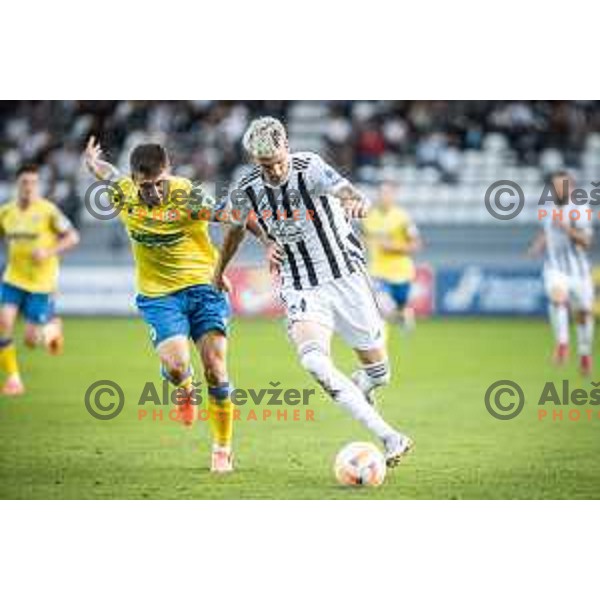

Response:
(363, 181), (422, 332)
(0, 164), (80, 395)
(84, 137), (234, 473)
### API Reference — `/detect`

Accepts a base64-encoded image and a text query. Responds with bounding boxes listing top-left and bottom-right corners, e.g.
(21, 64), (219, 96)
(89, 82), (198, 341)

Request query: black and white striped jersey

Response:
(543, 210), (592, 278)
(231, 152), (366, 291)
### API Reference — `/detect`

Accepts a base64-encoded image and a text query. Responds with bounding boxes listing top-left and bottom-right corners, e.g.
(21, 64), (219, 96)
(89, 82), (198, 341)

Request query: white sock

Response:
(298, 342), (396, 441)
(549, 303), (569, 345)
(576, 316), (594, 356)
(353, 360), (390, 395)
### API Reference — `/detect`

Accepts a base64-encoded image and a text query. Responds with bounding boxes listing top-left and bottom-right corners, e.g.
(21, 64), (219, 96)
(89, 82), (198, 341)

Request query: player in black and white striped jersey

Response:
(232, 152), (367, 290)
(529, 171), (594, 375)
(214, 117), (413, 467)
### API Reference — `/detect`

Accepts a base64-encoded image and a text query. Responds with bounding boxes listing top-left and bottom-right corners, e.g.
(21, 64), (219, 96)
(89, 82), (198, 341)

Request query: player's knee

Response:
(203, 352), (227, 386)
(24, 327), (40, 348)
(204, 363), (227, 386)
(0, 315), (14, 337)
(200, 333), (227, 384)
(550, 287), (568, 304)
(160, 356), (191, 386)
(298, 341), (332, 381)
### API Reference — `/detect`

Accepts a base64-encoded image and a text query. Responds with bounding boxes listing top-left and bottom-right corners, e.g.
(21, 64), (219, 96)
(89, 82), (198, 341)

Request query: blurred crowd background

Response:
(1, 100), (600, 268)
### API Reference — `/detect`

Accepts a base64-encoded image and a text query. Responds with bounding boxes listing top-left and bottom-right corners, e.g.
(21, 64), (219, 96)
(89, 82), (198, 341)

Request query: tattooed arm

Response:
(310, 154), (370, 219)
(331, 182), (371, 219)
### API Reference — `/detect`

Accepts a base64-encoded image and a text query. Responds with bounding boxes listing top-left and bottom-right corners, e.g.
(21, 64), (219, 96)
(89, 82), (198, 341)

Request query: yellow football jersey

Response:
(114, 176), (219, 297)
(0, 198), (72, 293)
(364, 205), (417, 283)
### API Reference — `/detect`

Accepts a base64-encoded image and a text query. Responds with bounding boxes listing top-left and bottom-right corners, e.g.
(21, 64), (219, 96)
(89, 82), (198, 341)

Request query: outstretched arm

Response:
(84, 136), (120, 181)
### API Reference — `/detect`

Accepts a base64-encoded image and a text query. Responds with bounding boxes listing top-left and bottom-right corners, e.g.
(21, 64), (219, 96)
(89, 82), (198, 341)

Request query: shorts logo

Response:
(288, 298), (307, 316)
(149, 326), (157, 343)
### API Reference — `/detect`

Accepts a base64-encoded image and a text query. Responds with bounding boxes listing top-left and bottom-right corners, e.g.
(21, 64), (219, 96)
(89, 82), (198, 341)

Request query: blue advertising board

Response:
(435, 266), (547, 316)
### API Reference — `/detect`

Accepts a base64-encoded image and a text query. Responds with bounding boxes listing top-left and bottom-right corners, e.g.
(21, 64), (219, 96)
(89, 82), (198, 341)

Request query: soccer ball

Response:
(334, 442), (387, 487)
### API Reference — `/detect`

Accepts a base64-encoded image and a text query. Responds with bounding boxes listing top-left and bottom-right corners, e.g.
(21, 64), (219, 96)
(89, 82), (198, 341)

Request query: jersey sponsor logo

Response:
(269, 218), (304, 243)
(5, 232), (39, 241)
(129, 230), (185, 248)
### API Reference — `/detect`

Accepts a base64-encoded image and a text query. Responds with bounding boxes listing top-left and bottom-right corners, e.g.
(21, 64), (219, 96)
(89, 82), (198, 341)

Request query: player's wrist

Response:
(213, 264), (226, 280)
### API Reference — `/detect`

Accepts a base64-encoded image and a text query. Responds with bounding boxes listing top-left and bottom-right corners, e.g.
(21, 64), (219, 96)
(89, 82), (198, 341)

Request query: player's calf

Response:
(0, 306), (23, 394)
(548, 300), (570, 366)
(160, 360), (196, 426)
(158, 341), (195, 426)
(0, 336), (24, 396)
(575, 309), (594, 376)
(199, 331), (234, 471)
(298, 340), (404, 447)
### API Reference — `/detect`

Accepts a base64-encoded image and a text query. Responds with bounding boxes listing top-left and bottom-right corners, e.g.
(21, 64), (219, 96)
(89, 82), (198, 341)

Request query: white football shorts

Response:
(280, 270), (385, 351)
(543, 267), (594, 311)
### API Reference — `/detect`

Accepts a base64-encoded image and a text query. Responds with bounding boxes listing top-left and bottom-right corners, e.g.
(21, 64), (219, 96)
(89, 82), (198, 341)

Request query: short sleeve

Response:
(305, 153), (349, 197)
(50, 205), (73, 234)
(0, 206), (7, 236)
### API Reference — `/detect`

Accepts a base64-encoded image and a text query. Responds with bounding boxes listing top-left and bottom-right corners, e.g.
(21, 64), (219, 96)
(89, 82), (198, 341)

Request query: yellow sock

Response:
(208, 392), (233, 448)
(0, 339), (19, 377)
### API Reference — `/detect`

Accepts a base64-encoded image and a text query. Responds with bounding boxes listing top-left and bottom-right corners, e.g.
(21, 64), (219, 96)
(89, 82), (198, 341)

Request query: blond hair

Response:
(242, 117), (288, 159)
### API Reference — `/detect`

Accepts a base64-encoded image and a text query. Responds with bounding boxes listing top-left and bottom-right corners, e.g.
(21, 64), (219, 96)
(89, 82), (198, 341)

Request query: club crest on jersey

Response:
(270, 218), (304, 243)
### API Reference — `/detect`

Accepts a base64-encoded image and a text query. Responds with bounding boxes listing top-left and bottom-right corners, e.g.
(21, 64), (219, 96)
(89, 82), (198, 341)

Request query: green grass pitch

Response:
(1, 317), (599, 499)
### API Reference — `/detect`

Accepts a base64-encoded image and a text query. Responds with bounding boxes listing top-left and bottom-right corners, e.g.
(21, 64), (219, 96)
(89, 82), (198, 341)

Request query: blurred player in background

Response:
(0, 164), (80, 395)
(215, 117), (413, 466)
(529, 171), (594, 375)
(84, 138), (235, 473)
(363, 182), (422, 333)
